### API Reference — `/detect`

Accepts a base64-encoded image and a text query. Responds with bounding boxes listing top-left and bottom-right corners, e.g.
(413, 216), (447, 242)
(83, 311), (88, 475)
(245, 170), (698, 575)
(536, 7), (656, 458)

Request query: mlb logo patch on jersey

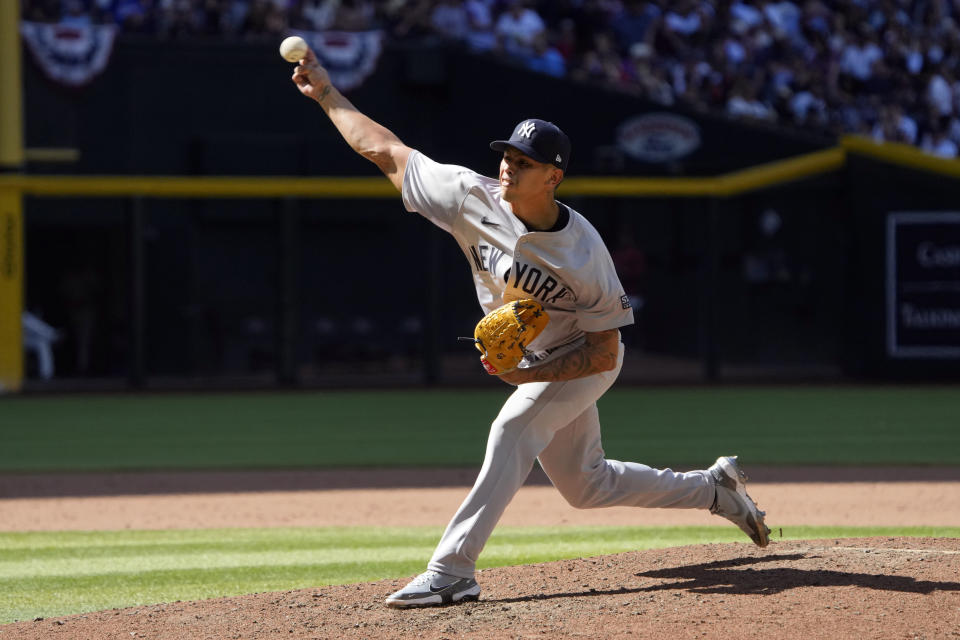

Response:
(620, 295), (631, 309)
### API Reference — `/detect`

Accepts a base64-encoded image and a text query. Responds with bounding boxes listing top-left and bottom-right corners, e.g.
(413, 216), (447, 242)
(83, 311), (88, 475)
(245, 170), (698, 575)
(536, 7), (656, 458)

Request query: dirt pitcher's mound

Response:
(5, 537), (959, 639)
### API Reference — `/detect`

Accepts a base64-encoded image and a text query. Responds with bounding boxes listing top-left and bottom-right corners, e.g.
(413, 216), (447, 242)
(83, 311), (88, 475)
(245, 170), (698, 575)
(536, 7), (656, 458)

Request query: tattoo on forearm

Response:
(317, 85), (331, 102)
(527, 343), (616, 382)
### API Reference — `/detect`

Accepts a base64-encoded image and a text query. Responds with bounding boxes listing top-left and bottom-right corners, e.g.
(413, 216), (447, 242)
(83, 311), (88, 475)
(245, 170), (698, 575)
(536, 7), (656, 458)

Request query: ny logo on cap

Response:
(518, 120), (536, 139)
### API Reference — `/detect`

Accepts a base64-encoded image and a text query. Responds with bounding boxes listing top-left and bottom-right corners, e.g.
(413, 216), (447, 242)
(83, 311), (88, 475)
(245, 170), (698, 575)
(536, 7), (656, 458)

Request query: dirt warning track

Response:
(2, 466), (960, 531)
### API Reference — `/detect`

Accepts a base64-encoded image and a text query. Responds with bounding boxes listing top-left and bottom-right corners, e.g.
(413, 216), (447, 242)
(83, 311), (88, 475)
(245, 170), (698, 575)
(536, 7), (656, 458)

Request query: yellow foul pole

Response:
(0, 0), (24, 391)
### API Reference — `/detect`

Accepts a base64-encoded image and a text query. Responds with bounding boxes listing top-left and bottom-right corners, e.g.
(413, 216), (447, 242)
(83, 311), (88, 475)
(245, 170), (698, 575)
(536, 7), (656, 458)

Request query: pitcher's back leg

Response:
(537, 404), (715, 510)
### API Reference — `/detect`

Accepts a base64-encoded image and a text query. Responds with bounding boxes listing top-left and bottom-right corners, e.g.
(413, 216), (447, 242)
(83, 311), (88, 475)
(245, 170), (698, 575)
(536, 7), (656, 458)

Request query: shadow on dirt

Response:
(487, 553), (960, 604)
(633, 553), (960, 595)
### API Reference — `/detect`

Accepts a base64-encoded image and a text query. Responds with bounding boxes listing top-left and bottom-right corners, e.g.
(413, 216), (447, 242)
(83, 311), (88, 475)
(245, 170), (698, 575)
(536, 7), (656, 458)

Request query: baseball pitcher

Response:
(289, 46), (770, 609)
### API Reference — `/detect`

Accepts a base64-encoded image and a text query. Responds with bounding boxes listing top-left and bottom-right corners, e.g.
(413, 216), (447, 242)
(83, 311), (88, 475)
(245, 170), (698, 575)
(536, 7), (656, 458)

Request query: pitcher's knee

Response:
(560, 483), (617, 509)
(560, 489), (602, 509)
(556, 469), (614, 509)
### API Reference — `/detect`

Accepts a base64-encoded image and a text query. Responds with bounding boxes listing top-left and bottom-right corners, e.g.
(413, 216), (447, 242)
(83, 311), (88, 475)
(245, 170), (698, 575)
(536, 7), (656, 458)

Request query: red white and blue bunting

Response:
(20, 21), (118, 87)
(18, 23), (383, 91)
(290, 30), (384, 92)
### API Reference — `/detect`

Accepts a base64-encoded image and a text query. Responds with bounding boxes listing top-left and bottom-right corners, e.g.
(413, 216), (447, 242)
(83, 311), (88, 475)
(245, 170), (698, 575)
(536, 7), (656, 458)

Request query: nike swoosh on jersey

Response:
(480, 217), (500, 226)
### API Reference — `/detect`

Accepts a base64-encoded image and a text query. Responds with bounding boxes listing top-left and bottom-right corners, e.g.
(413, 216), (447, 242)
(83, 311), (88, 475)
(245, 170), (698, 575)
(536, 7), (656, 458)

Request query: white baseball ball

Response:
(279, 36), (308, 62)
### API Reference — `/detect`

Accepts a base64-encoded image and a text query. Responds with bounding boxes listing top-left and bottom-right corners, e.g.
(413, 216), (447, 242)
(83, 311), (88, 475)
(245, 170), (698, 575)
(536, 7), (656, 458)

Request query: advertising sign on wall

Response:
(615, 112), (701, 163)
(886, 212), (960, 358)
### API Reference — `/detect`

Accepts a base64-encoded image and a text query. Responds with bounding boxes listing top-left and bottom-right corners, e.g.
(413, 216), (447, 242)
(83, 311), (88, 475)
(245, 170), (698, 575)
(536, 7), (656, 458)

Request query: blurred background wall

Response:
(8, 0), (960, 390)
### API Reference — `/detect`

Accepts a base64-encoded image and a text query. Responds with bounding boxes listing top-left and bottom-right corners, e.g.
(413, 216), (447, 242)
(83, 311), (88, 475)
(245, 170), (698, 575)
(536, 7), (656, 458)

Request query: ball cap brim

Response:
(490, 118), (571, 172)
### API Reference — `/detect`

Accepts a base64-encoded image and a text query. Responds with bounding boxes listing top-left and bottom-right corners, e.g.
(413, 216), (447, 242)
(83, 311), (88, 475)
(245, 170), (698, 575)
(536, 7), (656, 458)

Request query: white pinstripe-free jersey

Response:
(402, 151), (633, 367)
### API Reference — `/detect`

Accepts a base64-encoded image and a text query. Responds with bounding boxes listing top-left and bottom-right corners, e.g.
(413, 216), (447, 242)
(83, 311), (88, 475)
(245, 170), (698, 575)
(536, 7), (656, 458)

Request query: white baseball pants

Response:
(427, 344), (716, 579)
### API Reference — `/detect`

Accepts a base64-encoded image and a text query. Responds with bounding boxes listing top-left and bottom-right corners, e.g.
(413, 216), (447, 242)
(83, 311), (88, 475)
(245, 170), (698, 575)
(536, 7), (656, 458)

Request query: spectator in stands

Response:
(552, 17), (579, 62)
(921, 121), (959, 157)
(719, 30), (749, 78)
(872, 103), (918, 144)
(897, 32), (927, 76)
(386, 0), (435, 39)
(789, 78), (829, 127)
(241, 0), (286, 38)
(112, 0), (157, 32)
(675, 53), (716, 110)
(611, 0), (661, 54)
(494, 0), (545, 56)
(799, 0), (831, 39)
(727, 75), (777, 121)
(334, 0), (375, 30)
(658, 0), (714, 58)
(300, 0), (339, 31)
(430, 0), (469, 41)
(20, 0), (960, 160)
(163, 1), (202, 39)
(571, 30), (623, 85)
(948, 115), (960, 147)
(763, 0), (802, 44)
(523, 31), (566, 77)
(838, 28), (884, 93)
(730, 0), (765, 34)
(927, 62), (955, 118)
(621, 42), (675, 105)
(463, 0), (497, 52)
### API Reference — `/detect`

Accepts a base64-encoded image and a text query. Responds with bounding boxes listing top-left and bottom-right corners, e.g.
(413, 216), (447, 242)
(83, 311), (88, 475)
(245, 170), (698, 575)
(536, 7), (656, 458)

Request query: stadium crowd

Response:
(20, 0), (960, 157)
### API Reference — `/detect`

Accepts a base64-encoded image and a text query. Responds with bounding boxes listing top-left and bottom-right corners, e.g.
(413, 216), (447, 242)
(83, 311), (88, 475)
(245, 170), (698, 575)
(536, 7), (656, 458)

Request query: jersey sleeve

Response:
(574, 247), (636, 333)
(401, 150), (477, 233)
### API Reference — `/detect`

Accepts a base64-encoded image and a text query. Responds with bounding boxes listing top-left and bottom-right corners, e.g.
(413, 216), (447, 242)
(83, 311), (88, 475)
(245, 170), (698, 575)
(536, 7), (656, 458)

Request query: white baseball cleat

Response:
(384, 570), (481, 608)
(708, 456), (771, 547)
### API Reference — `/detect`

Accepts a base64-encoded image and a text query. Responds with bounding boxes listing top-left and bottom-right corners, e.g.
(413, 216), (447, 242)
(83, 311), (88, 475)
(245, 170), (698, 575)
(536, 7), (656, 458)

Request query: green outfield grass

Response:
(2, 525), (958, 624)
(1, 387), (959, 472)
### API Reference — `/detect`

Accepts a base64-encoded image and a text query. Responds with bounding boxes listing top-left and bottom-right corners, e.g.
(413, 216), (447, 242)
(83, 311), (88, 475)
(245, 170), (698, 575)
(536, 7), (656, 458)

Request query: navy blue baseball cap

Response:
(490, 118), (571, 172)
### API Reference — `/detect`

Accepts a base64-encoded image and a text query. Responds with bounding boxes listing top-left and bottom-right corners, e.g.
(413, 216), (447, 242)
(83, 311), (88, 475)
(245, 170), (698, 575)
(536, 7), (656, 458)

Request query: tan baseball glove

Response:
(469, 299), (550, 375)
